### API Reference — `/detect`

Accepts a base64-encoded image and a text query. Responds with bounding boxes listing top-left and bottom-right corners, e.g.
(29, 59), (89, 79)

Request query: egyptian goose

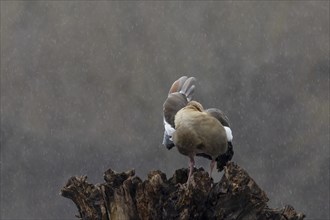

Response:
(162, 76), (234, 183)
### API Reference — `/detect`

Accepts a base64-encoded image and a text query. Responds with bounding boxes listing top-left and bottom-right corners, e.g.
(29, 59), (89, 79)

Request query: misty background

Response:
(1, 1), (329, 219)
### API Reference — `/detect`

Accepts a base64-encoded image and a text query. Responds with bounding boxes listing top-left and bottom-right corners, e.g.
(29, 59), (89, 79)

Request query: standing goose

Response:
(162, 76), (234, 183)
(162, 76), (196, 150)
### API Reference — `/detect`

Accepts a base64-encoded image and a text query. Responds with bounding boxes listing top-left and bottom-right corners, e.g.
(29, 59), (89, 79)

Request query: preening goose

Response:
(162, 76), (234, 183)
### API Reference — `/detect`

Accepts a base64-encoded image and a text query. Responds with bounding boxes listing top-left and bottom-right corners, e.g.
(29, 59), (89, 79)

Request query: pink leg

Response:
(187, 156), (195, 183)
(209, 160), (216, 178)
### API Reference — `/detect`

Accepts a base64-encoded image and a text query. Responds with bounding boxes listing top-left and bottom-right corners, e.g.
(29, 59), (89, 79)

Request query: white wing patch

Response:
(224, 126), (233, 142)
(164, 118), (232, 142)
(164, 118), (175, 136)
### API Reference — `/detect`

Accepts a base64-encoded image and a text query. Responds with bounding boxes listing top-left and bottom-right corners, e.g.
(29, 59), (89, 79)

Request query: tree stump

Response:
(60, 162), (305, 220)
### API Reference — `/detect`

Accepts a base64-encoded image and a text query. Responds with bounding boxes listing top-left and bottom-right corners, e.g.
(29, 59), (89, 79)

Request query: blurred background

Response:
(1, 1), (329, 219)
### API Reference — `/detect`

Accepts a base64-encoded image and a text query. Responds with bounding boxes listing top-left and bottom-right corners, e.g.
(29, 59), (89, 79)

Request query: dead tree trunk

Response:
(60, 162), (305, 220)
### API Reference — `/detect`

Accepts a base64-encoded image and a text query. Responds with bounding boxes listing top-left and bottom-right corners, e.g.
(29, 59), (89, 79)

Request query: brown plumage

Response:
(163, 76), (196, 128)
(162, 76), (234, 183)
(173, 101), (228, 182)
(162, 77), (196, 149)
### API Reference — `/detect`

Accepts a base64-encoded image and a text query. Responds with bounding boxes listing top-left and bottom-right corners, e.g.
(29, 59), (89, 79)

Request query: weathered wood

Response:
(60, 162), (305, 220)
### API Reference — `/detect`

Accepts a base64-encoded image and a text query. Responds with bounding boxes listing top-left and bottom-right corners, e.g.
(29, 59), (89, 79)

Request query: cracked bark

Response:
(61, 162), (305, 220)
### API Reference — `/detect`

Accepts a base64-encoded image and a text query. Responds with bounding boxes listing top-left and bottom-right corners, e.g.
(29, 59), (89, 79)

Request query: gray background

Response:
(1, 1), (329, 219)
